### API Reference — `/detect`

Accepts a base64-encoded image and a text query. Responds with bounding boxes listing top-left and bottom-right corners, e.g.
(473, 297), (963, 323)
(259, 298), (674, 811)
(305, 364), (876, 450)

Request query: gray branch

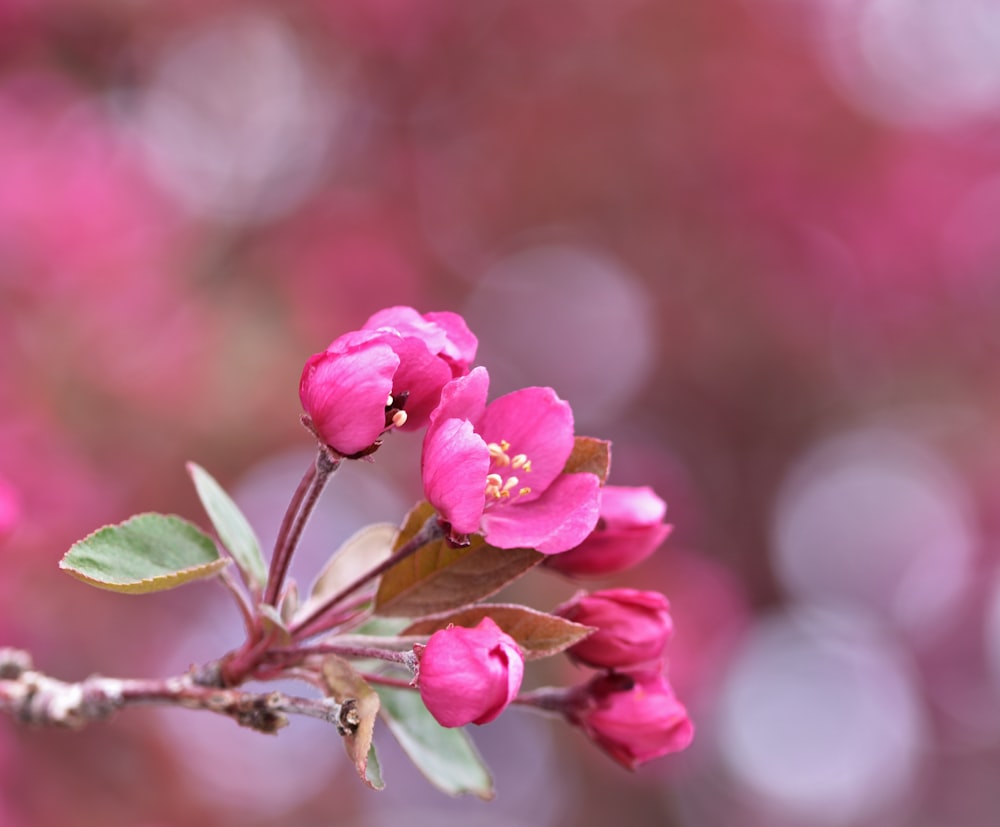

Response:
(0, 647), (355, 735)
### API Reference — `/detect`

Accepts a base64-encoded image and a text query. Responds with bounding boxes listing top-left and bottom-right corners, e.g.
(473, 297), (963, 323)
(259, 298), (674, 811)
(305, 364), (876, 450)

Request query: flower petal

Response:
(428, 366), (490, 428)
(299, 344), (399, 456)
(482, 472), (601, 554)
(423, 310), (478, 372)
(422, 417), (490, 534)
(478, 386), (575, 496)
(389, 336), (454, 429)
(600, 485), (667, 528)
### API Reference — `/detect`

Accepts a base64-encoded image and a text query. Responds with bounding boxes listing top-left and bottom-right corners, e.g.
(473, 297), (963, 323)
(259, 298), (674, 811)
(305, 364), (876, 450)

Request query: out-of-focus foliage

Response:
(3, 1), (1000, 825)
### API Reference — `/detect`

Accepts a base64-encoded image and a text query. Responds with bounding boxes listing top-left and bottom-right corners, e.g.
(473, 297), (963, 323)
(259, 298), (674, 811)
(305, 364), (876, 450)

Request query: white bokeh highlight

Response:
(716, 608), (926, 825)
(746, 0), (1000, 128)
(771, 426), (975, 637)
(462, 241), (657, 427)
(134, 12), (348, 224)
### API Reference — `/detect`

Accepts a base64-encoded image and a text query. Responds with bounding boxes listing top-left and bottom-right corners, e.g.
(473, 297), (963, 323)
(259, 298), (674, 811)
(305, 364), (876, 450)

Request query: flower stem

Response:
(290, 514), (444, 641)
(263, 449), (340, 607)
(513, 685), (585, 713)
(356, 673), (416, 690)
(268, 643), (417, 670)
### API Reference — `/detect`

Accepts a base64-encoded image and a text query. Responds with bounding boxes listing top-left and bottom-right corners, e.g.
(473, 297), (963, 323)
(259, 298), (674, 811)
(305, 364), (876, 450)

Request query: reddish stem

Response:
(290, 515), (445, 641)
(263, 449), (339, 607)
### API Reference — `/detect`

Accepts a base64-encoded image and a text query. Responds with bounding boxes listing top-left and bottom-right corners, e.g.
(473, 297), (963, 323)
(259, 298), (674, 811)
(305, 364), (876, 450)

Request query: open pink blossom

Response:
(421, 367), (601, 554)
(555, 588), (673, 669)
(569, 670), (694, 769)
(299, 307), (477, 457)
(545, 485), (672, 576)
(416, 617), (524, 727)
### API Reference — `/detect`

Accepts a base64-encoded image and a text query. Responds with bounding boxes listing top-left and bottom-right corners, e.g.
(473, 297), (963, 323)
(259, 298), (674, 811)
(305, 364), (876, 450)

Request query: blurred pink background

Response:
(4, 1), (1000, 825)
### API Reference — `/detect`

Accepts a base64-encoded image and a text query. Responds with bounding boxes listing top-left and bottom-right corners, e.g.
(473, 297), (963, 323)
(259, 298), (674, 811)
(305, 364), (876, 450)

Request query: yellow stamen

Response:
(391, 410), (408, 428)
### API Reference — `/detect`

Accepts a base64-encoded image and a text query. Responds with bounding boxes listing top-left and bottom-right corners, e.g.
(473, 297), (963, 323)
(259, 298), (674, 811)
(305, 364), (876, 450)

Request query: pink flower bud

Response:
(416, 617), (524, 727)
(555, 589), (673, 669)
(569, 671), (694, 769)
(299, 307), (477, 457)
(544, 485), (672, 576)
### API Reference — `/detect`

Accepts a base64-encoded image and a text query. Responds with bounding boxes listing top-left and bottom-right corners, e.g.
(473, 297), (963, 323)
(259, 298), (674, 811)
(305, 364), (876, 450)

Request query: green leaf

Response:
(187, 462), (268, 592)
(565, 436), (612, 482)
(364, 744), (383, 791)
(59, 513), (228, 594)
(374, 502), (543, 617)
(402, 604), (594, 660)
(376, 685), (494, 799)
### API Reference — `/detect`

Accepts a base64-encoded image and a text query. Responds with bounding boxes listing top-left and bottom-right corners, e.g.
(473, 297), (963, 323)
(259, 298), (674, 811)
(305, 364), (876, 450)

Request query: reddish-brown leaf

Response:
(403, 604), (594, 660)
(322, 656), (383, 790)
(565, 437), (612, 482)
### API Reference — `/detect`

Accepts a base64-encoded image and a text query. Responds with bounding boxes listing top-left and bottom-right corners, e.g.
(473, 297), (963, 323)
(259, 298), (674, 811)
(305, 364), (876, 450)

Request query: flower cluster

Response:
(53, 304), (692, 797)
(297, 306), (692, 768)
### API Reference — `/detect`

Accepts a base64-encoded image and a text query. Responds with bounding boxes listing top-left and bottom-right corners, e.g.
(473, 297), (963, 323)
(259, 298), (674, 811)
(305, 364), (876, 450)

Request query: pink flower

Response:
(416, 617), (524, 727)
(545, 485), (672, 576)
(421, 367), (601, 554)
(362, 306), (477, 382)
(569, 671), (694, 769)
(555, 589), (673, 669)
(299, 307), (477, 457)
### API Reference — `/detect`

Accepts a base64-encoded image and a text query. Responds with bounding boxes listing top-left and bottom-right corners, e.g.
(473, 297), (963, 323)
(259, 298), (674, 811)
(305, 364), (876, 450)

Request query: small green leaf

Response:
(403, 604), (594, 660)
(187, 462), (268, 591)
(565, 437), (612, 482)
(364, 744), (383, 791)
(376, 685), (494, 799)
(59, 513), (228, 594)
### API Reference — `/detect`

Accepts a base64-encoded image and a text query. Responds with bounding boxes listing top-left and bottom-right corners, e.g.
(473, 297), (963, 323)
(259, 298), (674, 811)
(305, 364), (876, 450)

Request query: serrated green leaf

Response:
(187, 462), (268, 591)
(59, 513), (228, 594)
(376, 686), (494, 799)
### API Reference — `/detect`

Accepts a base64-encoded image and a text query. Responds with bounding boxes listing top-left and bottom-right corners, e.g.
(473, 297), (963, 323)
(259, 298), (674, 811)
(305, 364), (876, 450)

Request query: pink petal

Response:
(299, 344), (398, 456)
(475, 636), (525, 724)
(422, 417), (490, 534)
(428, 366), (490, 427)
(478, 386), (575, 496)
(389, 336), (453, 429)
(482, 471), (601, 554)
(325, 327), (391, 355)
(362, 306), (452, 357)
(600, 485), (667, 528)
(423, 310), (478, 371)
